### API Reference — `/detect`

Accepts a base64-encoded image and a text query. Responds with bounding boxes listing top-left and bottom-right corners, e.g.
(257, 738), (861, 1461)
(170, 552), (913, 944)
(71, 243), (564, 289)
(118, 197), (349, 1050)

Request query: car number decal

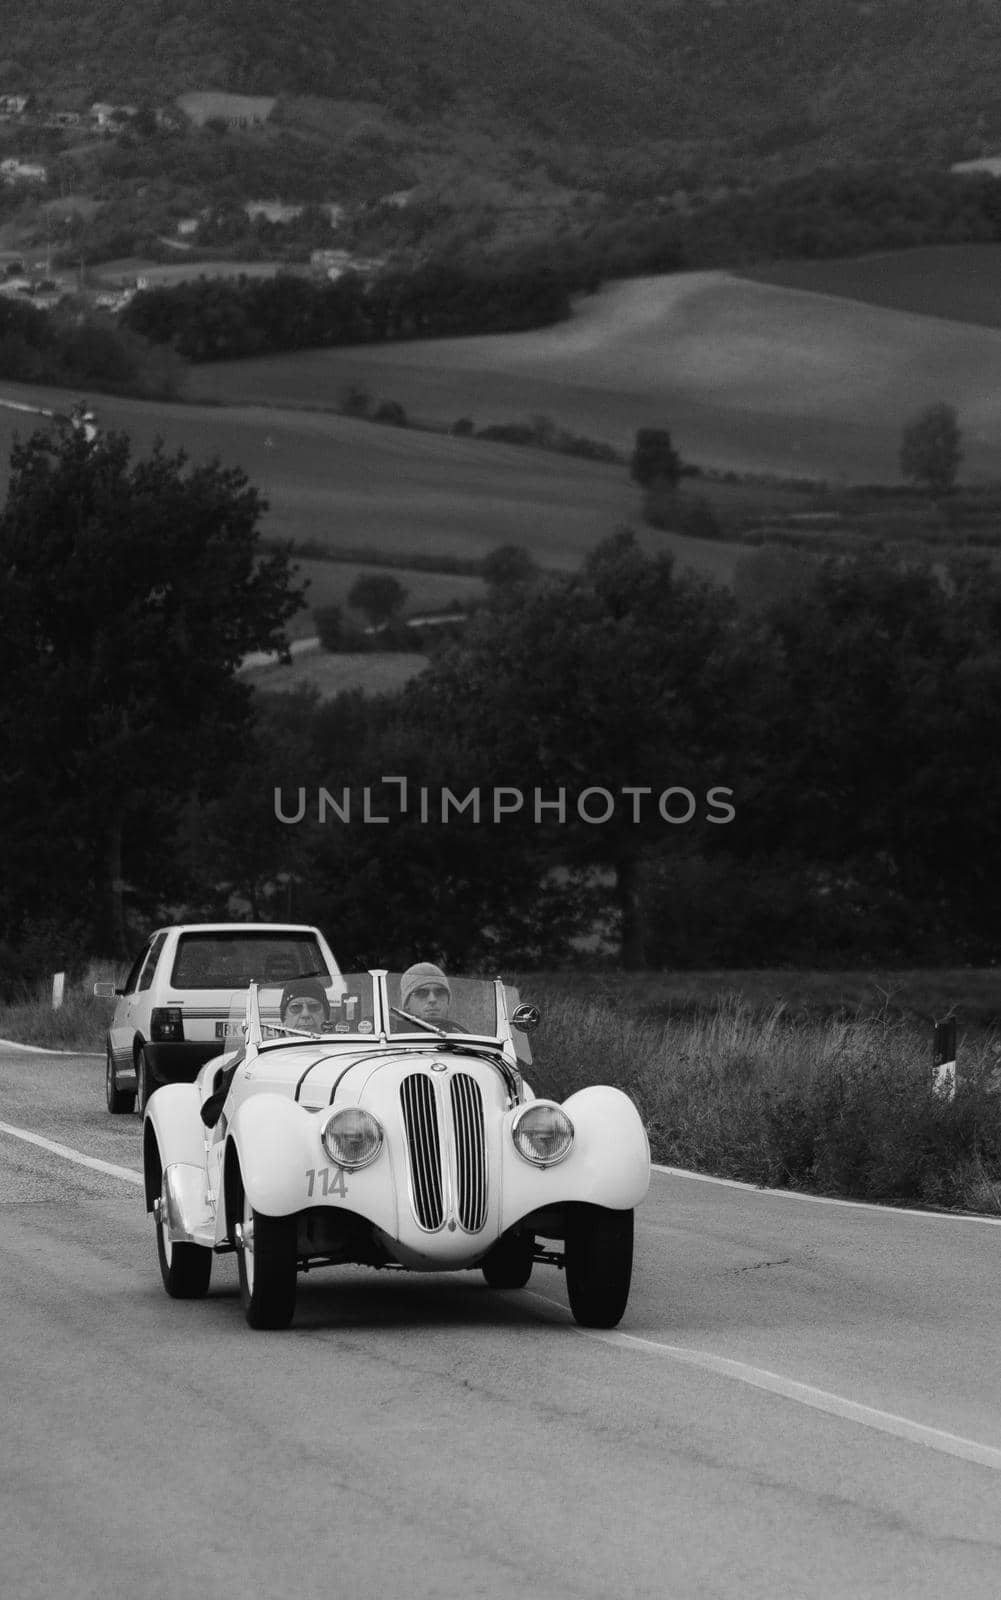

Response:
(305, 1166), (348, 1199)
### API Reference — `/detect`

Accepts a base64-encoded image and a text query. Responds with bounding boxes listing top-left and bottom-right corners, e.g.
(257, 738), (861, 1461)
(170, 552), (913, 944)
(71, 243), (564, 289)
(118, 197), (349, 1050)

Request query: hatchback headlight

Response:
(512, 1103), (574, 1167)
(320, 1108), (384, 1170)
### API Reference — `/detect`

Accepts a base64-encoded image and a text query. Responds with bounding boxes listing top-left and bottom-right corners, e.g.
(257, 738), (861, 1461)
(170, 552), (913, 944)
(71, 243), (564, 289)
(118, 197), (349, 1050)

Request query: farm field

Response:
(186, 267), (1001, 486)
(740, 243), (1001, 332)
(242, 647), (428, 698)
(0, 379), (746, 585)
(288, 555), (486, 632)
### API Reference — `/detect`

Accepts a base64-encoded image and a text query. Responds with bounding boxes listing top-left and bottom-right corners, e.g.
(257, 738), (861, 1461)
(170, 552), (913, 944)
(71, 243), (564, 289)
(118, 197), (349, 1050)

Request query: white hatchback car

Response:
(95, 923), (340, 1115)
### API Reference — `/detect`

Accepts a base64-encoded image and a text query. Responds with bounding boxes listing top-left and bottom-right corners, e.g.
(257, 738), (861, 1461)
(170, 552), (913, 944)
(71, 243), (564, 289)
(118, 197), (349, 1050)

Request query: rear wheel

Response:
(236, 1187), (298, 1330)
(481, 1231), (534, 1290)
(106, 1044), (135, 1115)
(564, 1204), (633, 1329)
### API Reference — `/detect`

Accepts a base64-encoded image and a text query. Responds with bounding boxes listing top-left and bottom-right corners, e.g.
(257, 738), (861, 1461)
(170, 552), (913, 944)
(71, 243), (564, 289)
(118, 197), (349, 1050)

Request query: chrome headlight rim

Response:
(511, 1101), (575, 1168)
(320, 1107), (385, 1171)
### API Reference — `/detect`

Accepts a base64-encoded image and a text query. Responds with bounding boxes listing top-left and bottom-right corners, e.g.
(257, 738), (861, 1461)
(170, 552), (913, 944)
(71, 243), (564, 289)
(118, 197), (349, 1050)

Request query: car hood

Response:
(244, 1041), (516, 1113)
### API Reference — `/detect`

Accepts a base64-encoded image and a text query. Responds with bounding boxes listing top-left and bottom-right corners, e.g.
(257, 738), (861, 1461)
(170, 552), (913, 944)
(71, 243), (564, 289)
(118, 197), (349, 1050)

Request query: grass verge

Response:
(6, 967), (1001, 1214)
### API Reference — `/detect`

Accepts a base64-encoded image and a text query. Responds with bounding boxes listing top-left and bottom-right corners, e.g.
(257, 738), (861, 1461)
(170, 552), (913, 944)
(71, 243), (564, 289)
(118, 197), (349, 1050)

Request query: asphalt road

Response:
(3, 1046), (1001, 1600)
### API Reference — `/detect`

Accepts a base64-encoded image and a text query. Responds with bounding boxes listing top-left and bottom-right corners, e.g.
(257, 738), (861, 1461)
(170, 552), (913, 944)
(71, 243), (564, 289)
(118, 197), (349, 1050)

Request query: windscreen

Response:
(258, 974), (375, 1038)
(387, 973), (500, 1037)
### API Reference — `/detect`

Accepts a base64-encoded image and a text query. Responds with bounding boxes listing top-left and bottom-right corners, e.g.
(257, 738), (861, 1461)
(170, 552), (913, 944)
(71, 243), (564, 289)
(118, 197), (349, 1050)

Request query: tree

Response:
(0, 429), (303, 953)
(900, 401), (963, 496)
(481, 544), (538, 590)
(347, 573), (408, 629)
(402, 530), (740, 968)
(630, 427), (682, 490)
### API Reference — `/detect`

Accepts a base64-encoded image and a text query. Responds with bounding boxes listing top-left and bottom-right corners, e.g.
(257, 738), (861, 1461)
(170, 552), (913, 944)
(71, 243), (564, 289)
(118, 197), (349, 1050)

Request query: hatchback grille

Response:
(450, 1074), (487, 1231)
(401, 1074), (443, 1229)
(400, 1071), (488, 1233)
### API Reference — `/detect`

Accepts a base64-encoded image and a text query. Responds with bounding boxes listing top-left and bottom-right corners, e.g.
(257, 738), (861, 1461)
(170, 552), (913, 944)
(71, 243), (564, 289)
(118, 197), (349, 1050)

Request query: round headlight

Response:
(321, 1107), (384, 1170)
(512, 1103), (574, 1167)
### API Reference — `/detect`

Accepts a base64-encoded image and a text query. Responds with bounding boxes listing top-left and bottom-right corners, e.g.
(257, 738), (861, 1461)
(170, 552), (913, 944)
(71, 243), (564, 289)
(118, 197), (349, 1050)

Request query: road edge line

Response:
(0, 1120), (143, 1186)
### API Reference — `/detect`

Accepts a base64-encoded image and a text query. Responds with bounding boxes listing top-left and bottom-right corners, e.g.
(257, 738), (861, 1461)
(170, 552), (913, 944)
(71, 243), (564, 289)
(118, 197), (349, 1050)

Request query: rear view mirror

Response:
(512, 1003), (541, 1032)
(93, 981), (121, 999)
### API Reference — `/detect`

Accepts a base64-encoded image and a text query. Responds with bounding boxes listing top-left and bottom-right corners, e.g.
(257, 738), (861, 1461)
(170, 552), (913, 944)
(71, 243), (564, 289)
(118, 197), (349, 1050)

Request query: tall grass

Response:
(0, 963), (120, 1052)
(528, 989), (1001, 1214)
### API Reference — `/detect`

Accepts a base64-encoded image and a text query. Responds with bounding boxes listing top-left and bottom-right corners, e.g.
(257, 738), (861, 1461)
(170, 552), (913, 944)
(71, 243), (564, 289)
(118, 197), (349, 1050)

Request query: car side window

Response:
(137, 932), (168, 993)
(122, 947), (149, 996)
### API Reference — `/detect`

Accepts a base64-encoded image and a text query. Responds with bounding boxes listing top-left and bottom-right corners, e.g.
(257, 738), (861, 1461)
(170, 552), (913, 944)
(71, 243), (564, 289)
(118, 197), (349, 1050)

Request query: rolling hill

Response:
(187, 267), (1001, 486)
(6, 0), (1001, 180)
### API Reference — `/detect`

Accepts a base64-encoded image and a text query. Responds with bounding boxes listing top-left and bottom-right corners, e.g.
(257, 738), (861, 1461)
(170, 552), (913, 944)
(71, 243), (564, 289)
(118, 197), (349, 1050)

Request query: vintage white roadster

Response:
(142, 969), (650, 1330)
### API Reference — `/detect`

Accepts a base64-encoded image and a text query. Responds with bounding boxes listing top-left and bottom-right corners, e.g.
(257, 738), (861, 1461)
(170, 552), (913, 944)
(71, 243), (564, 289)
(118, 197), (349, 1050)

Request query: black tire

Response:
(236, 1187), (298, 1330)
(136, 1047), (155, 1117)
(106, 1043), (135, 1115)
(564, 1204), (634, 1329)
(155, 1203), (212, 1299)
(481, 1231), (534, 1290)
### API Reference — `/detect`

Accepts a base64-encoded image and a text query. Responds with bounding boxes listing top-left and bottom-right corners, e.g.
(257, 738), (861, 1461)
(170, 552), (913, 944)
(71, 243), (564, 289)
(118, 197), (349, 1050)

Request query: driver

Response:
(279, 978), (331, 1032)
(201, 977), (332, 1128)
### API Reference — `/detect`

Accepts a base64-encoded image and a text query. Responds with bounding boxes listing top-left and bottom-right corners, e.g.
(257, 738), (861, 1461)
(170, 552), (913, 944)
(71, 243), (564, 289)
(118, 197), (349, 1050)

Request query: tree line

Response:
(114, 164), (1001, 364)
(120, 260), (571, 361)
(2, 426), (999, 986)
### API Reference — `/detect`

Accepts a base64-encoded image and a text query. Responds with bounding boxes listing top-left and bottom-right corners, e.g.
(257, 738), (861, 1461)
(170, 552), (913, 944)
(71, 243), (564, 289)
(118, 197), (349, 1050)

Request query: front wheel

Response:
(106, 1044), (135, 1115)
(564, 1204), (634, 1329)
(236, 1188), (298, 1330)
(481, 1231), (534, 1290)
(155, 1190), (212, 1299)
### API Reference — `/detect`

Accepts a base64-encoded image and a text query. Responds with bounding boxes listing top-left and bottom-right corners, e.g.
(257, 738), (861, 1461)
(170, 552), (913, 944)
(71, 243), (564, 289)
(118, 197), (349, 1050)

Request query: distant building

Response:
(309, 248), (384, 279)
(0, 159), (47, 184)
(175, 92), (276, 129)
(91, 102), (138, 129)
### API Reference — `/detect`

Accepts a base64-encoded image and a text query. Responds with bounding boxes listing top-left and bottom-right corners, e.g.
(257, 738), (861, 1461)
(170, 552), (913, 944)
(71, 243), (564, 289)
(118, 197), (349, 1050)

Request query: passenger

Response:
(398, 963), (465, 1031)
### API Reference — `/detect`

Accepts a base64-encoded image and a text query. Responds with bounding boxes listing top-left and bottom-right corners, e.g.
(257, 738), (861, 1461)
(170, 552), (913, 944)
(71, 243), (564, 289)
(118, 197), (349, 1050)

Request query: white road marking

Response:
(0, 1121), (143, 1186)
(0, 1037), (103, 1057)
(4, 1109), (1001, 1473)
(652, 1162), (1001, 1226)
(525, 1292), (1001, 1471)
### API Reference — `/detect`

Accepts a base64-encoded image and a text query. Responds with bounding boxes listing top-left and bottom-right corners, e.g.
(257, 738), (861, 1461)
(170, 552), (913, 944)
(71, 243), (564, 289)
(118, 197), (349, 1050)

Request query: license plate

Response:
(215, 1020), (243, 1039)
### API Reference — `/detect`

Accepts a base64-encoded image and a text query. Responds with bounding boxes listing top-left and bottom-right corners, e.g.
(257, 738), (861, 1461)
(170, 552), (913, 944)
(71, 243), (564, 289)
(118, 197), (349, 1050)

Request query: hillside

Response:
(5, 0), (1001, 181)
(186, 268), (1001, 485)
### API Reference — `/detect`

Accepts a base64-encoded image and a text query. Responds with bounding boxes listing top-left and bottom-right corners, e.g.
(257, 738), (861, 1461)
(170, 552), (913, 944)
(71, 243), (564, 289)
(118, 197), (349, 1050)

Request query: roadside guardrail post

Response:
(932, 1017), (957, 1101)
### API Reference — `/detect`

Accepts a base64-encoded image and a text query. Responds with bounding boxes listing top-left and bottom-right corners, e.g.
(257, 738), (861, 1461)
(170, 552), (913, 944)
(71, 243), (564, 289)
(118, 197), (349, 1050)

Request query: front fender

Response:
(500, 1085), (650, 1229)
(143, 1082), (206, 1211)
(227, 1093), (322, 1218)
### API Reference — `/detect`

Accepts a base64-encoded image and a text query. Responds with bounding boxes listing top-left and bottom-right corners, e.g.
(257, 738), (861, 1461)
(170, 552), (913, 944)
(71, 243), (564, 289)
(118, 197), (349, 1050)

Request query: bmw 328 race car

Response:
(142, 969), (650, 1330)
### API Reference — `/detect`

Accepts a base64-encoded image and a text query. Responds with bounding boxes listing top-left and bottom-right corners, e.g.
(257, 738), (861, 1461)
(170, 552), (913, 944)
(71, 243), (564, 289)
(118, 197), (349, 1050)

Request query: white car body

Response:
(97, 921), (340, 1114)
(142, 970), (651, 1329)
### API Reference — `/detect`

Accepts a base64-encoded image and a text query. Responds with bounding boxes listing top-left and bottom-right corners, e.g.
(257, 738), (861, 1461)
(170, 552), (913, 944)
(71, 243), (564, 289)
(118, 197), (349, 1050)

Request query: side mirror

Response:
(93, 981), (121, 999)
(512, 1003), (541, 1032)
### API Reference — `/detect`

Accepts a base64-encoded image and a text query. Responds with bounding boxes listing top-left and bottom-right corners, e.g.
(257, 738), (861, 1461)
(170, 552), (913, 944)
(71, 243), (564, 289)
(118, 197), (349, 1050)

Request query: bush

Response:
(373, 398), (408, 426)
(554, 429), (621, 463)
(630, 427), (682, 489)
(339, 382), (373, 418)
(451, 417), (475, 436)
(474, 421), (538, 446)
(642, 486), (723, 538)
